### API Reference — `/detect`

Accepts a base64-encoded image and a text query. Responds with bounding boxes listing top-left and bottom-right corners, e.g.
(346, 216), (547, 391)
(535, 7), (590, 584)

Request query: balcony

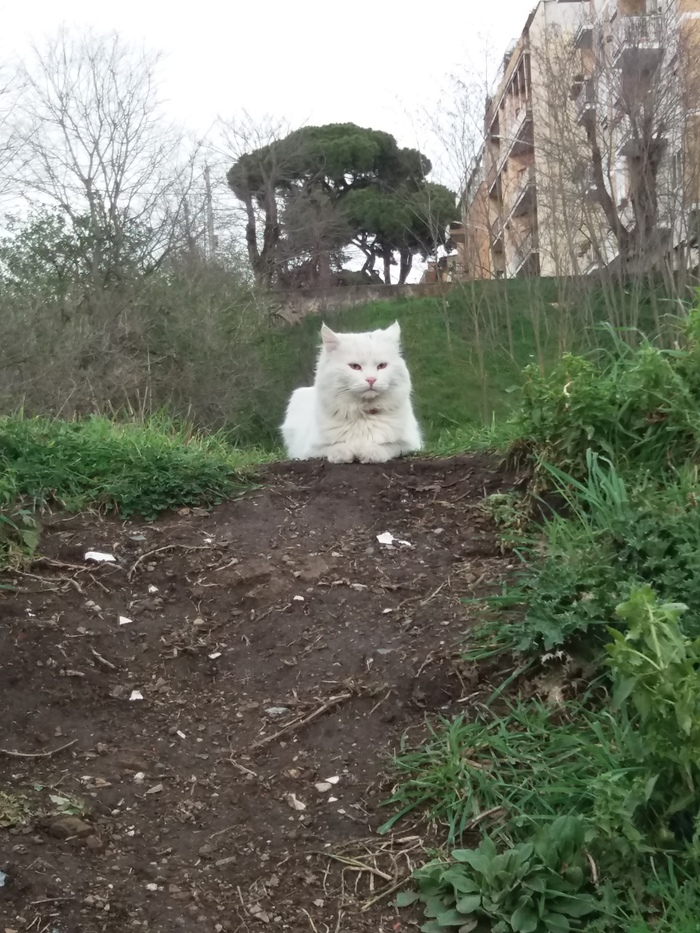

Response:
(573, 21), (594, 50)
(618, 132), (667, 159)
(447, 222), (466, 244)
(508, 165), (536, 219)
(574, 78), (596, 127)
(612, 14), (664, 72)
(497, 104), (534, 173)
(487, 163), (499, 198)
(508, 230), (539, 277)
(491, 217), (505, 253)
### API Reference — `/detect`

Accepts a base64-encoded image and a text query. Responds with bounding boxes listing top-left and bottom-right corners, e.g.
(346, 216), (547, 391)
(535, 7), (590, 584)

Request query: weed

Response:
(472, 453), (700, 657)
(379, 698), (640, 849)
(512, 313), (700, 486)
(606, 588), (700, 843)
(400, 817), (597, 933)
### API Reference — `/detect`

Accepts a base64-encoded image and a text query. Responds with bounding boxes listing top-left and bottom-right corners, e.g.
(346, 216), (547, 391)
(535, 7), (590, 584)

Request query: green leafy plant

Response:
(399, 817), (597, 933)
(512, 313), (700, 485)
(606, 587), (700, 840)
(472, 452), (700, 658)
(0, 484), (39, 571)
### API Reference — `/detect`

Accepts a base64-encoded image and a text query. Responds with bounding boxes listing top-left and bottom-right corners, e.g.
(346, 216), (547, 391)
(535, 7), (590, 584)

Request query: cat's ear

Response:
(320, 323), (341, 351)
(384, 321), (401, 341)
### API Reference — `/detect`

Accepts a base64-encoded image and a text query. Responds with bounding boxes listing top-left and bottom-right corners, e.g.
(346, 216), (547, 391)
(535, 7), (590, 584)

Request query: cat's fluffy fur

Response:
(281, 322), (422, 463)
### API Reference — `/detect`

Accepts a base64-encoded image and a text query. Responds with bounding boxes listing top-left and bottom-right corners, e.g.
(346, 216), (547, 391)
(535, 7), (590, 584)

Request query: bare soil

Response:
(0, 455), (518, 933)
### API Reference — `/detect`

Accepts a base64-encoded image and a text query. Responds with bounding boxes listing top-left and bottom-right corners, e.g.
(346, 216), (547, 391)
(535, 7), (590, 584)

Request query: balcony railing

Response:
(612, 14), (664, 72)
(509, 230), (538, 276)
(573, 21), (594, 51)
(496, 104), (534, 173)
(508, 165), (536, 219)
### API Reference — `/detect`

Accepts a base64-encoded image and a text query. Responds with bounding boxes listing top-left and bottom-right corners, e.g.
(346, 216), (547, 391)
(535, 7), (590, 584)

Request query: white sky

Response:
(0, 0), (535, 280)
(1, 0), (534, 174)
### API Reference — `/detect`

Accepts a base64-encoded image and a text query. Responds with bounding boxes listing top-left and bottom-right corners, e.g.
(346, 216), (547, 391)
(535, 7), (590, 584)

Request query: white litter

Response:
(209, 652), (222, 660)
(293, 595), (305, 601)
(376, 532), (412, 548)
(147, 585), (159, 594)
(176, 730), (186, 739)
(265, 707), (289, 717)
(323, 775), (341, 784)
(285, 793), (306, 812)
(85, 550), (116, 563)
(118, 616), (133, 626)
(129, 690), (144, 701)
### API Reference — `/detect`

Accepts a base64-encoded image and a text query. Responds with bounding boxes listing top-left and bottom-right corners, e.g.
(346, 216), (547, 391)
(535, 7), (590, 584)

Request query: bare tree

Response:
(0, 66), (26, 208)
(14, 27), (199, 289)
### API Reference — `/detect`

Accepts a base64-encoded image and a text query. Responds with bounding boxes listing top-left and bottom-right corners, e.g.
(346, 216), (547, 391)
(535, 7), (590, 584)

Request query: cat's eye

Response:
(377, 362), (388, 370)
(349, 363), (362, 370)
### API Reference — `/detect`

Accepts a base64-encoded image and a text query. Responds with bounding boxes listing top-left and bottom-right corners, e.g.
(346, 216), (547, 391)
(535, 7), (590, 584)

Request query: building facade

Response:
(457, 0), (700, 279)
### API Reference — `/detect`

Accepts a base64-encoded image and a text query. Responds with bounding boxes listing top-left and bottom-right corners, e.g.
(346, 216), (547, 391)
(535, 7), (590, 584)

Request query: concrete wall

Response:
(270, 282), (454, 323)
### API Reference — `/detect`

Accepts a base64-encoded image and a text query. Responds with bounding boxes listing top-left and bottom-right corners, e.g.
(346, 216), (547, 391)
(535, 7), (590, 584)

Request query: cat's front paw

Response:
(358, 444), (391, 464)
(325, 444), (355, 464)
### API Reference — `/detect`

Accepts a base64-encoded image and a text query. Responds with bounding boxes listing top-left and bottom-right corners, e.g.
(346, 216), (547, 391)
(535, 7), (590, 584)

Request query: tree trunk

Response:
(398, 249), (413, 284)
(383, 250), (392, 285)
(584, 122), (631, 275)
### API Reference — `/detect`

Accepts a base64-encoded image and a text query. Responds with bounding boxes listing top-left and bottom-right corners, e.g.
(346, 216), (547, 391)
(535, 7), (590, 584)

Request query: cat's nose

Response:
(366, 377), (376, 387)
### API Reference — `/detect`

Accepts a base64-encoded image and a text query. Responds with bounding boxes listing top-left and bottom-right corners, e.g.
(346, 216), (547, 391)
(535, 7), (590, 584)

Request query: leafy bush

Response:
(400, 817), (597, 933)
(474, 452), (700, 657)
(513, 317), (700, 484)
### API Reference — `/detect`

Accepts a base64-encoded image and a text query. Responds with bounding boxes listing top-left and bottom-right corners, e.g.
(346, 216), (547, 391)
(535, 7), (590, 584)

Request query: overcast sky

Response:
(1, 0), (534, 179)
(0, 0), (536, 281)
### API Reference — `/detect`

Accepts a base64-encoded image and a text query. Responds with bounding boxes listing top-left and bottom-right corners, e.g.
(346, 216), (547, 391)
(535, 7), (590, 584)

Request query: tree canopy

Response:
(226, 122), (456, 287)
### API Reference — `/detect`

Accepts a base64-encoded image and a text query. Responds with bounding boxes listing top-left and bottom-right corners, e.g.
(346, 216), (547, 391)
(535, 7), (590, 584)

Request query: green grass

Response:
(241, 277), (639, 450)
(0, 413), (265, 521)
(385, 299), (700, 931)
(380, 697), (643, 853)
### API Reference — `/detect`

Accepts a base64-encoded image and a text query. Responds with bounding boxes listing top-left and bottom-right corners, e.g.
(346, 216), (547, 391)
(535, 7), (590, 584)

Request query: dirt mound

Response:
(0, 454), (518, 932)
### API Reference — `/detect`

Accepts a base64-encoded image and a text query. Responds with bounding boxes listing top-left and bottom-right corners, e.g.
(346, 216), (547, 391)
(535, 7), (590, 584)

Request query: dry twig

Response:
(249, 692), (352, 751)
(0, 739), (77, 758)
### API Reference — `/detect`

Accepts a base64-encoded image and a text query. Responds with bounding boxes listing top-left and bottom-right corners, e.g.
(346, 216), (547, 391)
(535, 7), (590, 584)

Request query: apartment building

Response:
(456, 0), (700, 279)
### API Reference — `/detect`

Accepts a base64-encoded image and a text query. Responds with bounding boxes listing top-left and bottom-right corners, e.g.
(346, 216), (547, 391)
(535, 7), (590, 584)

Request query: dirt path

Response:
(0, 455), (517, 933)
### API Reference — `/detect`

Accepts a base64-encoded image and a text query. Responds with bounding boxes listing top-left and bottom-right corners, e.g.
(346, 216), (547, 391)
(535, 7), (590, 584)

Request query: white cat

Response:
(281, 321), (422, 463)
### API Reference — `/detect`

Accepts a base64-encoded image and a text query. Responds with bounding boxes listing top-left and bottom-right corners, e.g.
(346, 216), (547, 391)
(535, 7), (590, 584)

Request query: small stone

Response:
(47, 815), (93, 838)
(146, 783), (163, 795)
(198, 844), (214, 858)
(85, 834), (104, 852)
